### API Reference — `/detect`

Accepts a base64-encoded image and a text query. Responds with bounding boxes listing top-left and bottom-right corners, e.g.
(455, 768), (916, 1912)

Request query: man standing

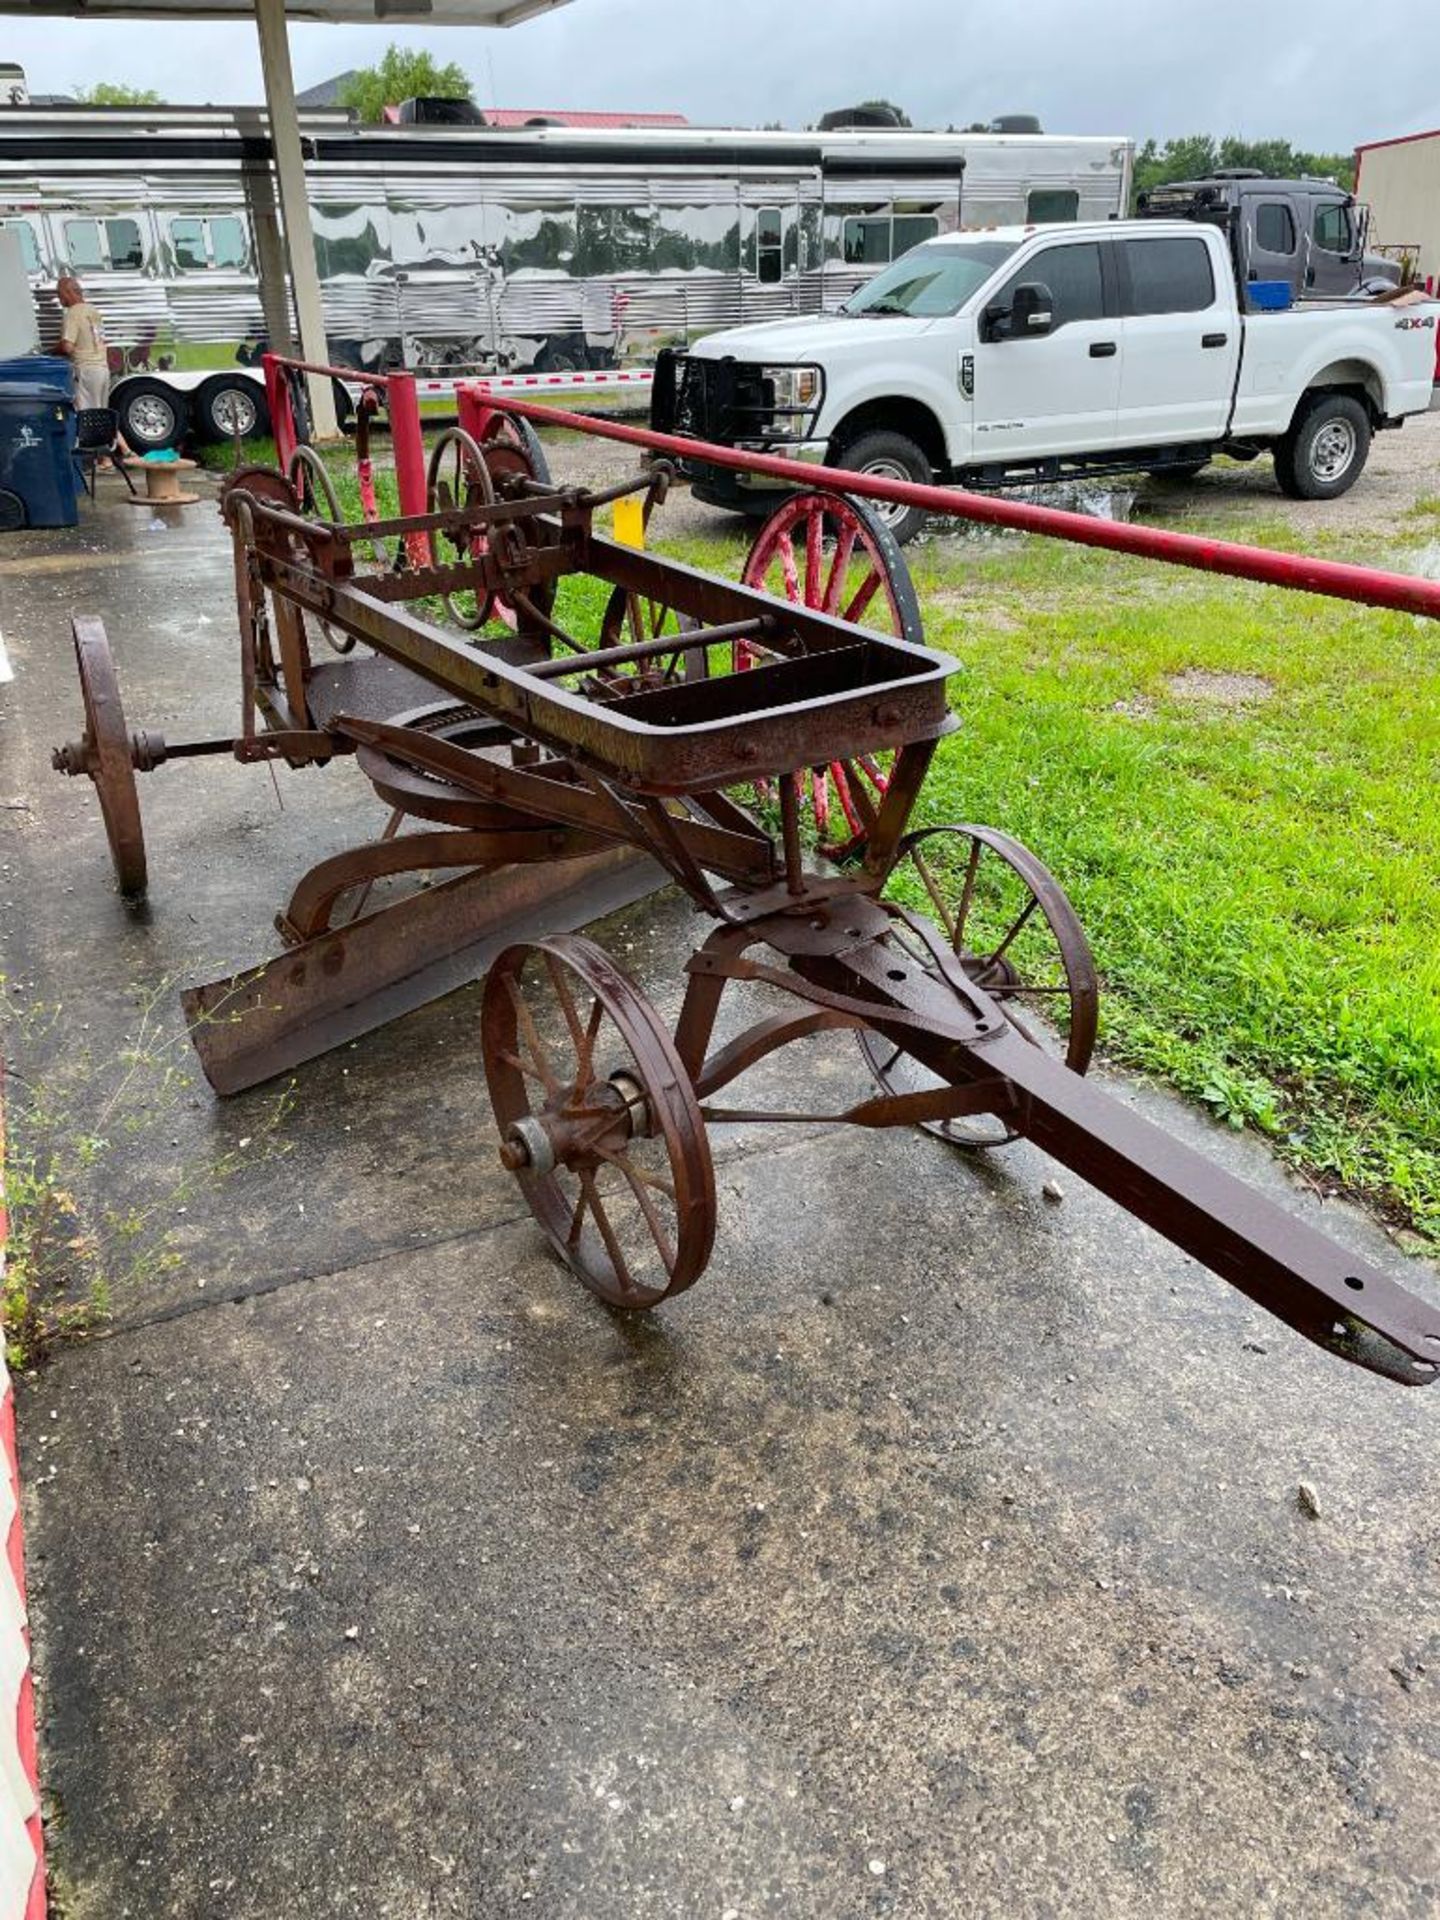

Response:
(54, 275), (110, 410)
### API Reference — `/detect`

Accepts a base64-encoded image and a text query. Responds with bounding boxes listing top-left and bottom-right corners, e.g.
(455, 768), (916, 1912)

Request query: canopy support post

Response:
(254, 0), (338, 439)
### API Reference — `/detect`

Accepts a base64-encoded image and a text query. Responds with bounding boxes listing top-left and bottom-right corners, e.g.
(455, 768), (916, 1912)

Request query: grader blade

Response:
(183, 846), (663, 1095)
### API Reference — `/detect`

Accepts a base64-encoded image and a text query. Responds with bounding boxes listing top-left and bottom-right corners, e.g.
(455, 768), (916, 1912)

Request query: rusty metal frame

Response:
(50, 418), (1440, 1388)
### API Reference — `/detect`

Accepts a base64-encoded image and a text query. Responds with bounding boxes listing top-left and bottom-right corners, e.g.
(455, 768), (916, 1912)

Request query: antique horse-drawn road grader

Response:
(48, 364), (1440, 1386)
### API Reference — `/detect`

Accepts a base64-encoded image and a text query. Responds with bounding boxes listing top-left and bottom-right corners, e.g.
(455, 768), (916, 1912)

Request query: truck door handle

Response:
(1089, 341), (1117, 358)
(1202, 332), (1227, 348)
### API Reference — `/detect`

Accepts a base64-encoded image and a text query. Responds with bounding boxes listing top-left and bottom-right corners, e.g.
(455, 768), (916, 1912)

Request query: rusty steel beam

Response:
(184, 845), (663, 1094)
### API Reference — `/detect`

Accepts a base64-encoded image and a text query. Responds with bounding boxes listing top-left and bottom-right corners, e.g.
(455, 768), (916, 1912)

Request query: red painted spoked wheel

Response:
(860, 825), (1100, 1148)
(64, 616), (148, 898)
(478, 411), (552, 489)
(740, 489), (924, 857)
(287, 446), (356, 655)
(483, 935), (716, 1309)
(427, 427), (496, 630)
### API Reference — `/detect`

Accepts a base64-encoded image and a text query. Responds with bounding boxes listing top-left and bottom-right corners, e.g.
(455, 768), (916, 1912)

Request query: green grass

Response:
(656, 511), (1440, 1242)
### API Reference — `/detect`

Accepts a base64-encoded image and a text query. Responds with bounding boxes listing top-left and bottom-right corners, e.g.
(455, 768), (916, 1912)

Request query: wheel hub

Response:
(1312, 420), (1356, 482)
(498, 1070), (647, 1175)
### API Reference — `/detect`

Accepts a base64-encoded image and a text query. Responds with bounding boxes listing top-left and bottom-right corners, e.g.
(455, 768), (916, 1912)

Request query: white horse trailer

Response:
(0, 103), (1133, 448)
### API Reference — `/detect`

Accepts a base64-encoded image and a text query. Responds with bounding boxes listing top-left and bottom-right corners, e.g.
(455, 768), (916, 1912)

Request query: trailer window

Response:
(1313, 201), (1354, 255)
(842, 216), (891, 265)
(893, 214), (941, 254)
(1123, 236), (1217, 314)
(0, 219), (40, 273)
(1027, 189), (1080, 223)
(170, 217), (208, 271)
(210, 217), (247, 270)
(1255, 202), (1296, 254)
(755, 206), (783, 284)
(106, 218), (143, 271)
(64, 219), (104, 272)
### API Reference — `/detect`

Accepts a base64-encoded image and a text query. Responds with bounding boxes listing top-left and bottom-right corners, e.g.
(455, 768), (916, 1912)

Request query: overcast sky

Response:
(4, 0), (1436, 152)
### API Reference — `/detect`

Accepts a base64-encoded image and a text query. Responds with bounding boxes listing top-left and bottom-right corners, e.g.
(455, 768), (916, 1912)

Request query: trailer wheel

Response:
(194, 377), (270, 444)
(535, 334), (587, 375)
(1274, 392), (1371, 500)
(117, 378), (189, 452)
(831, 427), (932, 544)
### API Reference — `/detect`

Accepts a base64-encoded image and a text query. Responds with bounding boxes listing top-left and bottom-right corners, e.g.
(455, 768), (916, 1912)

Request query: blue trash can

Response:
(0, 383), (79, 529)
(0, 354), (74, 396)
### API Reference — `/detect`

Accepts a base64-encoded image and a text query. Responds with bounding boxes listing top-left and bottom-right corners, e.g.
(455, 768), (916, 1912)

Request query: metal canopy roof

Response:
(3, 0), (569, 21)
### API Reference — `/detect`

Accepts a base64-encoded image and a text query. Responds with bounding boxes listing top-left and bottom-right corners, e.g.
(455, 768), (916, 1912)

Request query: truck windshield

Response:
(842, 239), (1021, 317)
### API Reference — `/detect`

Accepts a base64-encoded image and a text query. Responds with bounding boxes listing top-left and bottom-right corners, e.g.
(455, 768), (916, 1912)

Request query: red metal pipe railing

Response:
(262, 353), (430, 563)
(465, 387), (1440, 622)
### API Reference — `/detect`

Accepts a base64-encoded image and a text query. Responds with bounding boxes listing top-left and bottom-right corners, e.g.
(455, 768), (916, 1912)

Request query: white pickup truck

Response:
(651, 220), (1440, 541)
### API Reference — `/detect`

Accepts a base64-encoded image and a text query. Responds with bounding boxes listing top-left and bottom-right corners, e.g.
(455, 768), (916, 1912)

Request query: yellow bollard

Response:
(612, 496), (646, 550)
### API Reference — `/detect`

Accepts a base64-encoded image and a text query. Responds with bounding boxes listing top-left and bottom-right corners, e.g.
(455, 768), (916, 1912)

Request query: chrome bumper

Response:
(733, 440), (828, 487)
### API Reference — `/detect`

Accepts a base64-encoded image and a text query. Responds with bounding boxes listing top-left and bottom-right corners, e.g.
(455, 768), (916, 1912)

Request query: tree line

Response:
(1133, 135), (1355, 197)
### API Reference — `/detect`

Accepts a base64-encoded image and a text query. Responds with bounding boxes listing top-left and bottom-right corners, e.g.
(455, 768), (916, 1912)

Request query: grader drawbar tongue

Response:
(49, 373), (1440, 1387)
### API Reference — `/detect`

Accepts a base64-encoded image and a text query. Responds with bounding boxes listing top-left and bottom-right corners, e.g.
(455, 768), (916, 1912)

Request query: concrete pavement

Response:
(1, 478), (1438, 1919)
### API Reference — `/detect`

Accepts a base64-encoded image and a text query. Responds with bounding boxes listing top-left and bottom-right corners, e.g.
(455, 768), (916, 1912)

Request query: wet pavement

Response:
(2, 479), (1439, 1919)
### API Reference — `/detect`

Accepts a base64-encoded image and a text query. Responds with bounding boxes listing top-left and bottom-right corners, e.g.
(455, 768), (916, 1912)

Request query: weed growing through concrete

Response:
(0, 975), (294, 1367)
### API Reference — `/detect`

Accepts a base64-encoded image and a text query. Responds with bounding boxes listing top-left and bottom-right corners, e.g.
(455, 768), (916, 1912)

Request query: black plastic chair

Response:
(73, 409), (137, 500)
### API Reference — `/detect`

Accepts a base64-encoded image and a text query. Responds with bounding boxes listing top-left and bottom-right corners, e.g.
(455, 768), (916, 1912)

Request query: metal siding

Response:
(0, 117), (1131, 370)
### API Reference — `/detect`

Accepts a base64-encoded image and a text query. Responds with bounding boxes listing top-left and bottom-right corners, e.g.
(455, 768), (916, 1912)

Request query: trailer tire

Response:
(1274, 392), (1371, 500)
(830, 428), (932, 544)
(194, 377), (270, 444)
(117, 379), (190, 452)
(535, 335), (588, 375)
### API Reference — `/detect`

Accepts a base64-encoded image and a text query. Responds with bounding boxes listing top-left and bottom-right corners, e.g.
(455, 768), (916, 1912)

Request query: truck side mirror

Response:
(1009, 282), (1055, 336)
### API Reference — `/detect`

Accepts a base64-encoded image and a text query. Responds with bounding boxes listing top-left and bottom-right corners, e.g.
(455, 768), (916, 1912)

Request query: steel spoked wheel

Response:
(861, 824), (1099, 1148)
(478, 411), (553, 489)
(740, 488), (924, 857)
(427, 427), (496, 631)
(287, 446), (355, 655)
(483, 935), (716, 1309)
(65, 616), (148, 898)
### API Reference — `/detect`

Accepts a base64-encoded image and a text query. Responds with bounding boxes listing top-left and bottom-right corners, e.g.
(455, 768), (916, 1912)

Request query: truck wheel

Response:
(1274, 393), (1371, 500)
(117, 379), (189, 452)
(832, 429), (932, 544)
(194, 377), (270, 444)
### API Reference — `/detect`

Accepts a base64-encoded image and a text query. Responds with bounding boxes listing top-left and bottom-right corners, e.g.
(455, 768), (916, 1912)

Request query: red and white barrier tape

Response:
(0, 1075), (44, 1919)
(412, 370), (654, 398)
